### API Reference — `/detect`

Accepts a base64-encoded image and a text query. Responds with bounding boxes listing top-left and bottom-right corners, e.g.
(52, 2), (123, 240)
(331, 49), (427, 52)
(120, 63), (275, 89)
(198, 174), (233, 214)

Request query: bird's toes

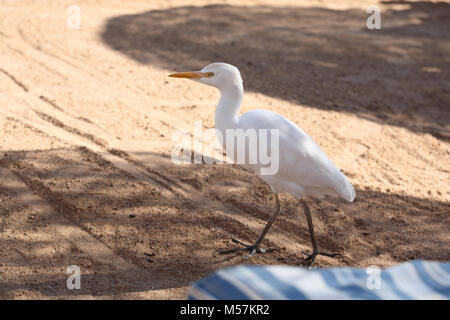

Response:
(301, 250), (341, 267)
(318, 251), (341, 258)
(302, 252), (317, 266)
(230, 238), (249, 247)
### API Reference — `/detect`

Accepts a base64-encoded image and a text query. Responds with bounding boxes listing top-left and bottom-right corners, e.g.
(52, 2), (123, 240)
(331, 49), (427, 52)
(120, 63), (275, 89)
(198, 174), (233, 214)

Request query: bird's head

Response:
(169, 62), (243, 91)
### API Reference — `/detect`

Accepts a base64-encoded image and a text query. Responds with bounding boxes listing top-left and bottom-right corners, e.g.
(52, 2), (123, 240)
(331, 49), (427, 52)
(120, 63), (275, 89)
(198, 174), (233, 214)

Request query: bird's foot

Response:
(219, 238), (276, 257)
(303, 251), (341, 268)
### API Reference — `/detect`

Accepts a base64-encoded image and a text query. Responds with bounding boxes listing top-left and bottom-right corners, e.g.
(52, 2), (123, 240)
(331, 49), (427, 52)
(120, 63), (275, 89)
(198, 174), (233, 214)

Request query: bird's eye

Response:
(207, 72), (214, 77)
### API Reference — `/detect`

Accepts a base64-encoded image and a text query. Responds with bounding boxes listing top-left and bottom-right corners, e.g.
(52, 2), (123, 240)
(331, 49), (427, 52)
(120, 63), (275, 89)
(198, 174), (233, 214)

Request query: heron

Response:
(169, 63), (355, 266)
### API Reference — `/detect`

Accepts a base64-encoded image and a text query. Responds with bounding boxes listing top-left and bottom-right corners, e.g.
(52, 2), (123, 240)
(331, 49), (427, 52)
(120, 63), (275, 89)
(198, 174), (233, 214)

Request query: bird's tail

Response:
(331, 168), (356, 202)
(339, 174), (356, 202)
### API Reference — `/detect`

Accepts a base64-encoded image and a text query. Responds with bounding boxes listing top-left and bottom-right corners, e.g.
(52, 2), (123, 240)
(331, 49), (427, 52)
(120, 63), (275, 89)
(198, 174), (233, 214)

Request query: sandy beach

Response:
(0, 0), (449, 299)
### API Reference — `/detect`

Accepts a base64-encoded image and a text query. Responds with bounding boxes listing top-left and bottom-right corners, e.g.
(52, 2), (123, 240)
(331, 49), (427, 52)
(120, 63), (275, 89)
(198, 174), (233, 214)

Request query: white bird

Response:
(170, 63), (355, 265)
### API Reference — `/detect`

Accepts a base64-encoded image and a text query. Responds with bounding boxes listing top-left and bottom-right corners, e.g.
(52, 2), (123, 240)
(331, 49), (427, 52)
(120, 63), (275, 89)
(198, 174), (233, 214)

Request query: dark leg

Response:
(220, 193), (281, 257)
(300, 200), (341, 267)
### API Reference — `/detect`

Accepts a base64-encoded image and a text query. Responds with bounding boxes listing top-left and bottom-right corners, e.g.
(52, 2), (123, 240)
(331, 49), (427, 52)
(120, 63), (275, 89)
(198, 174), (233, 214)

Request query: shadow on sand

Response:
(1, 147), (448, 297)
(101, 1), (450, 140)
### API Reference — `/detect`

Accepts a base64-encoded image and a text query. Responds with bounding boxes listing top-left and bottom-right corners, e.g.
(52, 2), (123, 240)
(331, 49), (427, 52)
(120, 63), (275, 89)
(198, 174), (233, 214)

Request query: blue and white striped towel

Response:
(188, 260), (450, 300)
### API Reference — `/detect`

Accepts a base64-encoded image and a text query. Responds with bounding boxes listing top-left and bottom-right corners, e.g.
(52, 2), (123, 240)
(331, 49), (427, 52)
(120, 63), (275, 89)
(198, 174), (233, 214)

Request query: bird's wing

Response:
(239, 110), (355, 202)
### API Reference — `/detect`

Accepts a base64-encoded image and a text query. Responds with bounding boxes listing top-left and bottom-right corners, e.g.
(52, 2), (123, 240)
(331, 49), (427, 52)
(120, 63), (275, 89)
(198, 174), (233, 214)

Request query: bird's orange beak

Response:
(169, 71), (211, 79)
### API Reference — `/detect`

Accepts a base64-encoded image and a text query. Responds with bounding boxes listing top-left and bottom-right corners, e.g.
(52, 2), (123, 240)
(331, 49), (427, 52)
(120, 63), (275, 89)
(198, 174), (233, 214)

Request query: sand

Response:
(0, 0), (449, 299)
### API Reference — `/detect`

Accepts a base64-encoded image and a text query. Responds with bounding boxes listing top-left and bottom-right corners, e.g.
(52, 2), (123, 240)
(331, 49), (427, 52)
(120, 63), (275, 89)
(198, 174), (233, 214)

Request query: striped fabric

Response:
(188, 260), (450, 300)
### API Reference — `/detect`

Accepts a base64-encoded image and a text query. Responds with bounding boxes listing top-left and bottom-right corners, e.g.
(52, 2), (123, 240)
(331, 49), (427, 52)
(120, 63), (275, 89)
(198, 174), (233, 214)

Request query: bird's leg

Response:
(220, 193), (281, 257)
(300, 200), (341, 267)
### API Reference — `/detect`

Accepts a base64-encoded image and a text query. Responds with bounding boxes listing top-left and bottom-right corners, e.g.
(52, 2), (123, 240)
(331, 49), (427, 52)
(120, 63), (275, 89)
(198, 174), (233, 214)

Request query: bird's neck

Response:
(214, 83), (243, 132)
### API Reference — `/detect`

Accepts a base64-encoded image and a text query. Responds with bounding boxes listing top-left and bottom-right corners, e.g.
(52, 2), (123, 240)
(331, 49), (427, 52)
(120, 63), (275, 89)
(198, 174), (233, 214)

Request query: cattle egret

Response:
(169, 63), (355, 266)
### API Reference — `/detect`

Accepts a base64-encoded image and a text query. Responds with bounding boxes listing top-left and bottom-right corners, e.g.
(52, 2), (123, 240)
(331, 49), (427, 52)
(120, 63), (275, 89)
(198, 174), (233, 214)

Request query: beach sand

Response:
(0, 0), (448, 299)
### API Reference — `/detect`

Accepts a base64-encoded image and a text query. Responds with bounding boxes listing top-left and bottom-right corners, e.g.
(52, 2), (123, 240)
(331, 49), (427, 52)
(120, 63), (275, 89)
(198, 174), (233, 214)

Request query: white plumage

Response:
(237, 108), (355, 202)
(170, 62), (355, 266)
